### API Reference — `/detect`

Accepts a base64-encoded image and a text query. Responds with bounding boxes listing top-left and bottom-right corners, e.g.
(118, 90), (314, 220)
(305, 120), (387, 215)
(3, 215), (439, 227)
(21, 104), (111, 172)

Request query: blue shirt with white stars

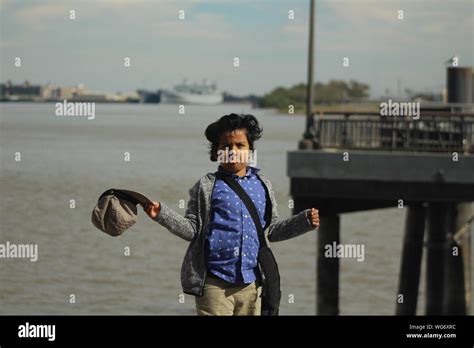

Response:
(206, 165), (267, 284)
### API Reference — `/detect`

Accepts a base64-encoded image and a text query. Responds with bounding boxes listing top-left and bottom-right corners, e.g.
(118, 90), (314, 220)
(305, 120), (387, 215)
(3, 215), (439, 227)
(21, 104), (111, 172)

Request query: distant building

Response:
(1, 80), (140, 103)
(50, 85), (107, 102)
(53, 86), (81, 100)
(0, 80), (42, 101)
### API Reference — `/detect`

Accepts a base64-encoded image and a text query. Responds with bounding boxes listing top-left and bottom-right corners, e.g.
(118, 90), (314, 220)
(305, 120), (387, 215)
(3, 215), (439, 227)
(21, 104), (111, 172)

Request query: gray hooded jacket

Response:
(153, 170), (314, 296)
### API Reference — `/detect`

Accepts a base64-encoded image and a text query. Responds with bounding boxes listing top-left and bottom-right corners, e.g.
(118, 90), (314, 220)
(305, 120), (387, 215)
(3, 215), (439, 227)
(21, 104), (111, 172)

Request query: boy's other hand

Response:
(308, 208), (320, 229)
(142, 202), (161, 219)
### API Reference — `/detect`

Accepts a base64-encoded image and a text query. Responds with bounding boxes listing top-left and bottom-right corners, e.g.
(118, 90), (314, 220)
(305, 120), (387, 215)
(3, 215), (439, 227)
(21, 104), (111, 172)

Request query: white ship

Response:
(160, 79), (223, 105)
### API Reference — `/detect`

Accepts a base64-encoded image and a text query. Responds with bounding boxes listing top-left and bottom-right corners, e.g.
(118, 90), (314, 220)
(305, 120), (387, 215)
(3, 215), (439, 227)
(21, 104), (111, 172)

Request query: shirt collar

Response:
(217, 165), (260, 179)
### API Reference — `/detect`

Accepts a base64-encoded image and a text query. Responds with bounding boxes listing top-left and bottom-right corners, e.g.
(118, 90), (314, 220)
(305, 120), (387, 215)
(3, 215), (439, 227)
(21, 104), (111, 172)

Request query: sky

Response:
(1, 0), (473, 98)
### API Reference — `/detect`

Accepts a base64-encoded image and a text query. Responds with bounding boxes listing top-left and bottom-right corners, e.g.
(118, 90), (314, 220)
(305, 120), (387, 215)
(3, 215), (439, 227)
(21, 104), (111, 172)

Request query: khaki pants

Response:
(195, 274), (262, 316)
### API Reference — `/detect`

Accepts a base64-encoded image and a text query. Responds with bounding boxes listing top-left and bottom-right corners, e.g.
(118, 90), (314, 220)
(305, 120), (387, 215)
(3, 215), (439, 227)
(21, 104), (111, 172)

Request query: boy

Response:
(144, 113), (319, 315)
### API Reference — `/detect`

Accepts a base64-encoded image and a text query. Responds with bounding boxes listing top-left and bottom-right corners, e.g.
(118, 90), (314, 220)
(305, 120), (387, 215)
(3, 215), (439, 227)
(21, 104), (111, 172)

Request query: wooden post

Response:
(426, 202), (448, 315)
(317, 214), (340, 315)
(396, 204), (426, 315)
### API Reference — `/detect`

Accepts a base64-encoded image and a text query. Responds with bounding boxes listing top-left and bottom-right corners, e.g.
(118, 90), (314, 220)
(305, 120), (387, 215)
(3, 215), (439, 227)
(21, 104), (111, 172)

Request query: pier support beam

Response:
(396, 204), (426, 315)
(426, 203), (448, 315)
(317, 214), (340, 315)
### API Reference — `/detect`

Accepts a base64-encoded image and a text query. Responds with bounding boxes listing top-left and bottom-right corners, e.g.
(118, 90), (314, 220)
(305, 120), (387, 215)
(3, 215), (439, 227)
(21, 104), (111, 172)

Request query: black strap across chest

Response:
(216, 172), (272, 249)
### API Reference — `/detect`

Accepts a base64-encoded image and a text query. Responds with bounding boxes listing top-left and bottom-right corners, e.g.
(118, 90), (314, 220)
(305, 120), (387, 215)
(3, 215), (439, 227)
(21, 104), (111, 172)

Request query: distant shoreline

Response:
(0, 100), (384, 116)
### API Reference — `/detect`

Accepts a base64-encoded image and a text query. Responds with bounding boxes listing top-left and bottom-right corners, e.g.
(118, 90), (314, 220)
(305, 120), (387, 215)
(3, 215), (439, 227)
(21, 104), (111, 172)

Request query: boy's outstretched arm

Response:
(143, 180), (200, 242)
(265, 180), (319, 242)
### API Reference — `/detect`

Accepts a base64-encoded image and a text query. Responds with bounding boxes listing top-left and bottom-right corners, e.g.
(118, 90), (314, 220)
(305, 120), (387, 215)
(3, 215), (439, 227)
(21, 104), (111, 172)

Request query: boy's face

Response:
(217, 128), (250, 174)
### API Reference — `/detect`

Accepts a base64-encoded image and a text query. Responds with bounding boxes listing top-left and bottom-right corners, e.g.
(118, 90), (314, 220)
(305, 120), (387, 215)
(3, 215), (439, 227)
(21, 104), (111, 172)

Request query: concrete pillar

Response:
(426, 203), (448, 315)
(317, 214), (340, 315)
(443, 203), (471, 314)
(396, 204), (426, 315)
(459, 203), (472, 314)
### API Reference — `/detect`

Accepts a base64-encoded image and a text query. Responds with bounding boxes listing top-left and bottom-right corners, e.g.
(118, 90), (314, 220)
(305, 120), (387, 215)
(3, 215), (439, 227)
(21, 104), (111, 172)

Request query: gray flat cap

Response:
(91, 188), (153, 236)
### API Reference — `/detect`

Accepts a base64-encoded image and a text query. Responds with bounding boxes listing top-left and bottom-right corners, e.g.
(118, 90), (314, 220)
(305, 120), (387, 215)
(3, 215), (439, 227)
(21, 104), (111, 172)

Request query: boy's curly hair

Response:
(204, 113), (263, 162)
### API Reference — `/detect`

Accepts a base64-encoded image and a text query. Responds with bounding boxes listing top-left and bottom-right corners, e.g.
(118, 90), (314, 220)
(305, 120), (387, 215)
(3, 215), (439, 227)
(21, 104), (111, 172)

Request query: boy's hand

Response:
(308, 208), (320, 229)
(142, 202), (161, 219)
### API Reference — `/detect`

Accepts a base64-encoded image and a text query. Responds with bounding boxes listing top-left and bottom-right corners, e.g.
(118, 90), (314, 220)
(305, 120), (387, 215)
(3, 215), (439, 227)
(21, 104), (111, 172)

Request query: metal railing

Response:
(312, 111), (474, 153)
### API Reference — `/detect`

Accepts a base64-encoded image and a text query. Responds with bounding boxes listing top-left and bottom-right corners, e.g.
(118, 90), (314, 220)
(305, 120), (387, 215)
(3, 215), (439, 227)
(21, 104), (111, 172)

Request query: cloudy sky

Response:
(1, 0), (473, 97)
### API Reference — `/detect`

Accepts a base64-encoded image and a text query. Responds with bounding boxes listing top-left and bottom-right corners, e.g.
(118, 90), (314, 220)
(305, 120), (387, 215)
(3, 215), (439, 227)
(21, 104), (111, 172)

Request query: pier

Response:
(289, 109), (473, 315)
(294, 0), (473, 315)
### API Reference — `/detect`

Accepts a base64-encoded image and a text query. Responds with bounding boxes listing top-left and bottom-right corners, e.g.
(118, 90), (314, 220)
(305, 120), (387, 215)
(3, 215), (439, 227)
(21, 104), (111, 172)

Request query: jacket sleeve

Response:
(153, 179), (201, 242)
(265, 179), (315, 242)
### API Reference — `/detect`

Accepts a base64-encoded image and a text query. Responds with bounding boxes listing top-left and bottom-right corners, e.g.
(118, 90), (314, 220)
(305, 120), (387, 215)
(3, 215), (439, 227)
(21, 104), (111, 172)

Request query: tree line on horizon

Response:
(258, 80), (370, 110)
